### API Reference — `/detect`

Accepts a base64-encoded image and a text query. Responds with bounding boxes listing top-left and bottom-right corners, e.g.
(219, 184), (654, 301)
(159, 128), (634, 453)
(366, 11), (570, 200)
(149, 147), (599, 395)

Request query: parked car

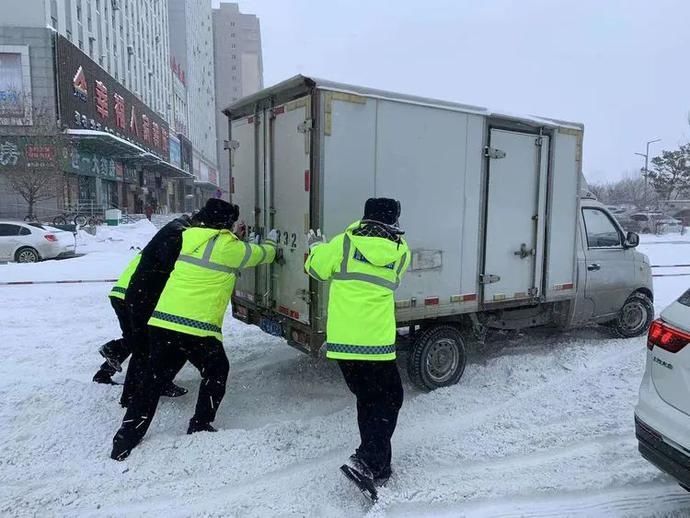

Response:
(656, 217), (683, 234)
(672, 208), (690, 227)
(606, 206), (629, 215)
(635, 288), (690, 492)
(0, 221), (77, 263)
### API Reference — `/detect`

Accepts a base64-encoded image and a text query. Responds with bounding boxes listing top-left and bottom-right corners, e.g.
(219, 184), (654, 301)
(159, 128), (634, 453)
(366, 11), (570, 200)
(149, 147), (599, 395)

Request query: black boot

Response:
(187, 419), (218, 434)
(161, 383), (188, 398)
(99, 343), (123, 372)
(93, 370), (116, 385)
(111, 431), (136, 461)
(373, 466), (393, 486)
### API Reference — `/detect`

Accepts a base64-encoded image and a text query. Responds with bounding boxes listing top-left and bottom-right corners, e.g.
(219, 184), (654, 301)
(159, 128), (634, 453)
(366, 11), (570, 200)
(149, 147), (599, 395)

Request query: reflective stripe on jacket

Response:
(148, 227), (276, 339)
(305, 221), (410, 361)
(109, 254), (142, 300)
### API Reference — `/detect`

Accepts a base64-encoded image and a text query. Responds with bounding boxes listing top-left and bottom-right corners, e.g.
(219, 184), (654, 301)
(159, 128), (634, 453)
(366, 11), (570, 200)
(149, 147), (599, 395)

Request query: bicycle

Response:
(53, 212), (89, 226)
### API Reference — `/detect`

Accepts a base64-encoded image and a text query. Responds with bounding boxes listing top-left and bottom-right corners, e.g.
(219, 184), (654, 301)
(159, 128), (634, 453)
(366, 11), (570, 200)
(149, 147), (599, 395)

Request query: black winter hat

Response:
(363, 198), (401, 225)
(196, 198), (239, 228)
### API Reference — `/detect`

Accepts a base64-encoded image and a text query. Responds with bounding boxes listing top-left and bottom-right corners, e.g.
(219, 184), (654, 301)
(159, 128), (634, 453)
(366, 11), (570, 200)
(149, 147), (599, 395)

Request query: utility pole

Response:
(635, 138), (661, 210)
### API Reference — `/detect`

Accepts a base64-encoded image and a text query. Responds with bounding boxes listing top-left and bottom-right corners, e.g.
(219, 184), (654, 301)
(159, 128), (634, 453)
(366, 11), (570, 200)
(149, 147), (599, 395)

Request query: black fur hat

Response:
(196, 199), (239, 229)
(363, 198), (401, 225)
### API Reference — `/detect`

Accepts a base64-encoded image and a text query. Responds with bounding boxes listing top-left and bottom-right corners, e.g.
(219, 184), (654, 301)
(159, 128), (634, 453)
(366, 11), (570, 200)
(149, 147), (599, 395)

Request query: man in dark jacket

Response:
(120, 213), (194, 406)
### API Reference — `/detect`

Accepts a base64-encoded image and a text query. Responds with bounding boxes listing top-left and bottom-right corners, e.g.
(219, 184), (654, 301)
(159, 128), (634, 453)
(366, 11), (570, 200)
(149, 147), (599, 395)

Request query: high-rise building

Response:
(212, 2), (263, 199)
(16, 0), (173, 123)
(168, 0), (218, 204)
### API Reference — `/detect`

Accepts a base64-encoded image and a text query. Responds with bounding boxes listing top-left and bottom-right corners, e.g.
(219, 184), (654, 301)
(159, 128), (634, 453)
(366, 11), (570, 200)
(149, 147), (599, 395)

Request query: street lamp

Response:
(635, 138), (661, 210)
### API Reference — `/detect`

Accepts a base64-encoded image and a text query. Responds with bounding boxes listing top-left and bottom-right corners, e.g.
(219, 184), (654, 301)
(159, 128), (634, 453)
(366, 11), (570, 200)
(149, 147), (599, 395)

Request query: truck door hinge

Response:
(479, 274), (501, 284)
(528, 287), (539, 297)
(484, 146), (506, 159)
(535, 136), (543, 146)
(297, 119), (313, 134)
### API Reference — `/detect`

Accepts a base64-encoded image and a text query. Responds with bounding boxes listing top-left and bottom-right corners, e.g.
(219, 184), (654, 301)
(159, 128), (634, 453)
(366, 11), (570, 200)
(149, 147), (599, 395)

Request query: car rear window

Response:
(679, 289), (690, 307)
(28, 223), (46, 230)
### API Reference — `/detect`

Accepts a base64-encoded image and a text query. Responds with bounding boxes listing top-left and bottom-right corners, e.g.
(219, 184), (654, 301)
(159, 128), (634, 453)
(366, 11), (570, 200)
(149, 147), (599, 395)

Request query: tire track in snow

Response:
(386, 483), (690, 517)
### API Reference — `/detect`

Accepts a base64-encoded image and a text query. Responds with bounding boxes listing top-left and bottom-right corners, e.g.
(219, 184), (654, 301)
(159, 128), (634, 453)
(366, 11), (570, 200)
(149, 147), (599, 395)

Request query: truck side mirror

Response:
(625, 231), (640, 248)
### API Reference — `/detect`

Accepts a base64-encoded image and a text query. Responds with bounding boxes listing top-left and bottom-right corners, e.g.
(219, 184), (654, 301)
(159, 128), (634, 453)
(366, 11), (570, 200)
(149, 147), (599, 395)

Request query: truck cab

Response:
(572, 194), (654, 336)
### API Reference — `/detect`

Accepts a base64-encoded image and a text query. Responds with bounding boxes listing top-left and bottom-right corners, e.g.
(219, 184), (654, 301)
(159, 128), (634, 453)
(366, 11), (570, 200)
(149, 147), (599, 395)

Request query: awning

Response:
(65, 129), (193, 179)
(194, 180), (220, 190)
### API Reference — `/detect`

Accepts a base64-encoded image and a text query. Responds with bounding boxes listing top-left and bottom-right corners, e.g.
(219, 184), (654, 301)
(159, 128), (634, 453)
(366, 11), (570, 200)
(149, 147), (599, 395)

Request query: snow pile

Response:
(77, 219), (158, 254)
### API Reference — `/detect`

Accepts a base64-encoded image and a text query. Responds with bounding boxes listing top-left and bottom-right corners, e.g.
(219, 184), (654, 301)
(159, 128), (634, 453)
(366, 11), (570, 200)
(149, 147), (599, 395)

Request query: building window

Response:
(231, 43), (236, 49)
(231, 33), (235, 38)
(89, 39), (94, 57)
(79, 39), (83, 50)
(51, 16), (58, 29)
(76, 1), (82, 21)
(232, 65), (236, 71)
(66, 29), (73, 41)
(232, 54), (236, 60)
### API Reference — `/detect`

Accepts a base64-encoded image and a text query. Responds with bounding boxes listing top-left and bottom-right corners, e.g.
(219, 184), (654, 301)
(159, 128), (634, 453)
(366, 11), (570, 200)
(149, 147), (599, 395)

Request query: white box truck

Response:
(223, 75), (653, 390)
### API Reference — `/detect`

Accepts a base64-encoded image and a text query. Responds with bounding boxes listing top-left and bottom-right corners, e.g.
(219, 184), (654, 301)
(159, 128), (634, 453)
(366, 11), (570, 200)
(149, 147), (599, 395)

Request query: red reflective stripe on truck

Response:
(425, 297), (440, 306)
(278, 306), (290, 316)
(273, 105), (285, 116)
(231, 177), (235, 194)
(304, 170), (310, 192)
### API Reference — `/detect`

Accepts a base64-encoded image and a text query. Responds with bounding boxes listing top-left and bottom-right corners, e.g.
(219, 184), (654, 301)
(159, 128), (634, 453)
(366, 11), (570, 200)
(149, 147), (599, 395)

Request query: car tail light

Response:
(44, 234), (58, 242)
(647, 319), (690, 353)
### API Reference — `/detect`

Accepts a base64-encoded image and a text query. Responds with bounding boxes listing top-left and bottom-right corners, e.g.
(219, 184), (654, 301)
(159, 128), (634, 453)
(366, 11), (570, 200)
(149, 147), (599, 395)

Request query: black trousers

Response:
(113, 327), (230, 451)
(121, 292), (161, 404)
(338, 359), (404, 477)
(98, 298), (133, 377)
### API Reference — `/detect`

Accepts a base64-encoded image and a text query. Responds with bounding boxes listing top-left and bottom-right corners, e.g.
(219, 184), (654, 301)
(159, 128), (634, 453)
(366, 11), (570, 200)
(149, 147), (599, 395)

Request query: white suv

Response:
(635, 288), (690, 491)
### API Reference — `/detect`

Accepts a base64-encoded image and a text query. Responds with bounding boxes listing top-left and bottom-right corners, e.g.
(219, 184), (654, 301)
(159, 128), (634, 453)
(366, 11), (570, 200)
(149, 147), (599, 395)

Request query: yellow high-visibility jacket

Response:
(305, 221), (410, 361)
(148, 227), (276, 340)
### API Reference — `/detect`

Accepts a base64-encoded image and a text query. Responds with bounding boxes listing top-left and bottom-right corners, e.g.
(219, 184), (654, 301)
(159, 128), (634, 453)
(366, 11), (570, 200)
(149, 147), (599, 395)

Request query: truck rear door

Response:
(231, 113), (260, 304)
(265, 97), (312, 324)
(482, 129), (549, 304)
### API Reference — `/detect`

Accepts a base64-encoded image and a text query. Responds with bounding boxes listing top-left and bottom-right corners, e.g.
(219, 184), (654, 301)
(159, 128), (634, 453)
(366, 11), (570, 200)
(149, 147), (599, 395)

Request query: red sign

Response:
(95, 80), (109, 119)
(72, 66), (87, 101)
(114, 93), (125, 129)
(142, 114), (150, 143)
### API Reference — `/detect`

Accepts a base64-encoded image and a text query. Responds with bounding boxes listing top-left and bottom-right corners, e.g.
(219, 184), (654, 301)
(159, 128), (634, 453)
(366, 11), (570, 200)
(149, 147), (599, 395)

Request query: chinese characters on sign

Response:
(95, 80), (108, 119)
(25, 145), (55, 169)
(0, 140), (20, 166)
(57, 35), (170, 161)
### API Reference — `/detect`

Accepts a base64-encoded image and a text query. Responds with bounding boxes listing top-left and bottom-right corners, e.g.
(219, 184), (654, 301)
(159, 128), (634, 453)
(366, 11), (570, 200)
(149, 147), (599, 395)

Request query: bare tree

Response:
(0, 100), (66, 219)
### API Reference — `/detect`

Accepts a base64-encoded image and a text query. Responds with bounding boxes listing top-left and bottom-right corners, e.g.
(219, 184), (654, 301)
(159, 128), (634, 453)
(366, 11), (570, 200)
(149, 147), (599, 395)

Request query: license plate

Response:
(260, 318), (283, 337)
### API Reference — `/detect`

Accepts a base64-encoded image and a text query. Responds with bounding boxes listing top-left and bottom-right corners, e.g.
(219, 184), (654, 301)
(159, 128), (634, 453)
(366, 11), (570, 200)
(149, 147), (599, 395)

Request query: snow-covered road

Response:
(1, 224), (690, 517)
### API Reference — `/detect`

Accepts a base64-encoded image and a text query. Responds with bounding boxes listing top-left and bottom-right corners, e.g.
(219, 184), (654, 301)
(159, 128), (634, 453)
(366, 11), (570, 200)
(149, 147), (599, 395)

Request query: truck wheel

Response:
(613, 292), (654, 338)
(407, 325), (467, 391)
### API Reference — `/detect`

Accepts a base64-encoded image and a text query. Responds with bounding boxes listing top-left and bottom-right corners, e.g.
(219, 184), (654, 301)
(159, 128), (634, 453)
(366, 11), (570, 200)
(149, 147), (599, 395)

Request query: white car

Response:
(635, 288), (690, 491)
(0, 221), (77, 263)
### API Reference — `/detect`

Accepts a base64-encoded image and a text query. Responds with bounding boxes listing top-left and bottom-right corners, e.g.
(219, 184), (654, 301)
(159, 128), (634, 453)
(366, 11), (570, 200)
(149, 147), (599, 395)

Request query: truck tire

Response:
(407, 325), (467, 391)
(612, 292), (654, 338)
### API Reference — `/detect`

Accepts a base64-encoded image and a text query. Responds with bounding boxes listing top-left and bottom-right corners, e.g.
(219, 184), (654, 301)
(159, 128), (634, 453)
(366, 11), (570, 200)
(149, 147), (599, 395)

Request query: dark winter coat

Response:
(125, 215), (192, 327)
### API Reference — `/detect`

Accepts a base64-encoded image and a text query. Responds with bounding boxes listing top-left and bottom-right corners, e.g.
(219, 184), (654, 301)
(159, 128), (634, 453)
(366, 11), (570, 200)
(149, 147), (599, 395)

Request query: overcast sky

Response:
(215, 0), (689, 184)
